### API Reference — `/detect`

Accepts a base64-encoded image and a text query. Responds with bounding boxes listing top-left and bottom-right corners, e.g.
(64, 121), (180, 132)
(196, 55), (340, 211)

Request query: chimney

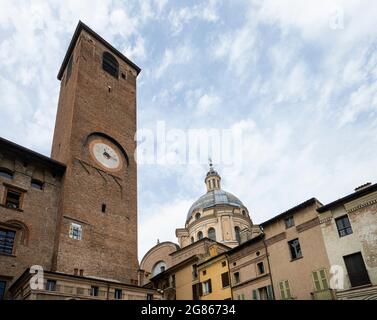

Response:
(355, 182), (372, 192)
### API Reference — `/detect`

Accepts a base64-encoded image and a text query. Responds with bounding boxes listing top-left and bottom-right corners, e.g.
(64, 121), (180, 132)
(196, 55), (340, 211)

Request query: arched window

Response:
(197, 231), (203, 240)
(195, 212), (201, 220)
(0, 168), (13, 179)
(208, 228), (216, 241)
(152, 261), (167, 276)
(102, 52), (119, 78)
(191, 236), (194, 244)
(235, 226), (241, 244)
(242, 210), (246, 216)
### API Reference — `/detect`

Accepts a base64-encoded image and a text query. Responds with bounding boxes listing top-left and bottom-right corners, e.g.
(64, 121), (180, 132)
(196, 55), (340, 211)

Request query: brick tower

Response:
(50, 21), (140, 284)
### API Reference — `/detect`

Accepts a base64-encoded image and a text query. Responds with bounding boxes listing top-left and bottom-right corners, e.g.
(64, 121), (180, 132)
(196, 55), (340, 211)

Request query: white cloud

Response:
(196, 93), (222, 115)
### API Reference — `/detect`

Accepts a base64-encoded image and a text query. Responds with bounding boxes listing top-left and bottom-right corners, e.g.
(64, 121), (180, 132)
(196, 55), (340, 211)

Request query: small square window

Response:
(335, 215), (353, 237)
(69, 223), (82, 240)
(4, 188), (23, 210)
(202, 270), (207, 276)
(285, 216), (295, 229)
(221, 261), (226, 267)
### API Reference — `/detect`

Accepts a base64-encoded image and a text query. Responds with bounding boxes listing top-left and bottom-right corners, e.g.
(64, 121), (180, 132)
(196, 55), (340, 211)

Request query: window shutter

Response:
(279, 281), (285, 299)
(199, 283), (203, 296)
(208, 279), (212, 293)
(284, 280), (291, 298)
(267, 285), (274, 300)
(221, 272), (230, 288)
(252, 289), (258, 300)
(312, 271), (321, 291)
(320, 269), (329, 290)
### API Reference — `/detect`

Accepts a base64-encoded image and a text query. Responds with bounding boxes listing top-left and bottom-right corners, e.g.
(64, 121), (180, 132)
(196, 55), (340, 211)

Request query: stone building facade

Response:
(0, 21), (160, 300)
(317, 183), (377, 300)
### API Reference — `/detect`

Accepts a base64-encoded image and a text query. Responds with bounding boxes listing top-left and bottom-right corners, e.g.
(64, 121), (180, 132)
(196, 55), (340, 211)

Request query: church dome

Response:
(186, 189), (245, 223)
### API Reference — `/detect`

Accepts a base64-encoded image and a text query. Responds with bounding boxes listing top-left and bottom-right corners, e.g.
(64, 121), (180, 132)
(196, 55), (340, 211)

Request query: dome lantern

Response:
(205, 159), (221, 192)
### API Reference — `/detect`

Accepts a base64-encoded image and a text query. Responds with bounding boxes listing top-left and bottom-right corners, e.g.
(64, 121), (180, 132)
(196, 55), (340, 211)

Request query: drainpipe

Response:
(263, 239), (275, 300)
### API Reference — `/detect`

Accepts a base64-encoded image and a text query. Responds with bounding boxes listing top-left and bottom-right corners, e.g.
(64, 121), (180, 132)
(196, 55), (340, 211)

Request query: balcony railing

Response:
(311, 289), (334, 300)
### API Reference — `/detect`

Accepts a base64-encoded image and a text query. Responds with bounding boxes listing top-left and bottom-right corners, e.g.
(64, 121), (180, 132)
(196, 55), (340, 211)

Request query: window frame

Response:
(0, 280), (7, 300)
(234, 272), (240, 284)
(221, 272), (230, 288)
(202, 279), (212, 295)
(0, 168), (13, 180)
(284, 215), (295, 229)
(2, 185), (25, 211)
(31, 179), (44, 191)
(69, 223), (82, 240)
(288, 238), (303, 260)
(102, 51), (119, 78)
(45, 279), (57, 291)
(312, 268), (329, 292)
(207, 227), (216, 241)
(279, 280), (292, 300)
(335, 215), (353, 237)
(114, 288), (122, 300)
(257, 261), (265, 275)
(0, 227), (17, 255)
(90, 286), (99, 297)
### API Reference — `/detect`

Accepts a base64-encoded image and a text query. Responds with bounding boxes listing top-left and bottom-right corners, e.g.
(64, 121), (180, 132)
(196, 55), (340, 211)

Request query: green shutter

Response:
(312, 271), (321, 291)
(279, 281), (286, 300)
(252, 290), (258, 300)
(320, 269), (329, 290)
(267, 285), (274, 300)
(284, 280), (291, 299)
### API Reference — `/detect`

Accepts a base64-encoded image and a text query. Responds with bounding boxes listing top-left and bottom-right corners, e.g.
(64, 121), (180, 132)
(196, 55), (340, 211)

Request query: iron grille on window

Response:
(335, 215), (353, 237)
(0, 228), (16, 254)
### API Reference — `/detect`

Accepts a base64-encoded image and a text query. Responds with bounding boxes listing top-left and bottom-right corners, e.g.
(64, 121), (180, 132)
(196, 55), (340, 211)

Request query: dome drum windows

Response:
(197, 231), (203, 240)
(208, 228), (216, 241)
(102, 52), (119, 78)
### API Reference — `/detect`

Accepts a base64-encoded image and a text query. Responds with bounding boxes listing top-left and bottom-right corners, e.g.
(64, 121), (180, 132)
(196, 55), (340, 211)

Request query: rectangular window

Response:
(192, 283), (202, 300)
(237, 293), (245, 300)
(90, 286), (99, 296)
(114, 289), (122, 299)
(192, 264), (198, 279)
(146, 293), (153, 300)
(0, 280), (6, 300)
(279, 280), (292, 300)
(202, 270), (206, 276)
(234, 272), (240, 284)
(202, 279), (212, 295)
(343, 252), (371, 287)
(221, 272), (230, 288)
(284, 215), (295, 229)
(0, 228), (16, 255)
(257, 262), (265, 274)
(288, 238), (303, 260)
(69, 223), (82, 240)
(335, 215), (353, 237)
(46, 280), (56, 291)
(4, 188), (22, 210)
(312, 269), (329, 291)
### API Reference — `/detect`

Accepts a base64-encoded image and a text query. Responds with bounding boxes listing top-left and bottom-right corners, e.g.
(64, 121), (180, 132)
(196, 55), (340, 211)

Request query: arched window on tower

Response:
(235, 226), (241, 244)
(102, 52), (119, 78)
(195, 212), (201, 220)
(197, 231), (203, 240)
(208, 228), (216, 241)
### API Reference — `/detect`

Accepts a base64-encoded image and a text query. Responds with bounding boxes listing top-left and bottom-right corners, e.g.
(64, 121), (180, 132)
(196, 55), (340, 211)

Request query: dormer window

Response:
(102, 52), (119, 78)
(0, 168), (13, 180)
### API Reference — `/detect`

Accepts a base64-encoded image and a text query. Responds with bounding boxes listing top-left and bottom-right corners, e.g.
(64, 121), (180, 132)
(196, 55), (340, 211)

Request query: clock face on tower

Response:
(89, 139), (123, 171)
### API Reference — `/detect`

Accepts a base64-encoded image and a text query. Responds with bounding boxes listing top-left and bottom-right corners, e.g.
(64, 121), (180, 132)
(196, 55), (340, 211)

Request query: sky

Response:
(1, 0), (377, 260)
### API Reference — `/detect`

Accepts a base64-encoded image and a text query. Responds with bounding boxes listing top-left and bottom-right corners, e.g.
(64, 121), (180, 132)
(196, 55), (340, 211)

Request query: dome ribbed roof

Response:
(186, 189), (244, 223)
